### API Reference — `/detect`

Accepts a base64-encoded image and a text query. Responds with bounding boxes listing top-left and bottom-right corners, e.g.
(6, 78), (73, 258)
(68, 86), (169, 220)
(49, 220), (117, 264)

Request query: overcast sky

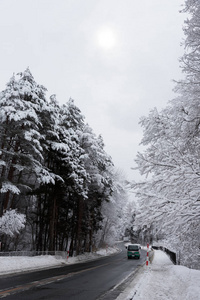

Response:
(0, 0), (186, 181)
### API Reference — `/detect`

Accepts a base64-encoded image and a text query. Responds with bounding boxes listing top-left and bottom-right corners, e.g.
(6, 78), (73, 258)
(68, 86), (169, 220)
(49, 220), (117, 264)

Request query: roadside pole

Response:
(146, 243), (149, 266)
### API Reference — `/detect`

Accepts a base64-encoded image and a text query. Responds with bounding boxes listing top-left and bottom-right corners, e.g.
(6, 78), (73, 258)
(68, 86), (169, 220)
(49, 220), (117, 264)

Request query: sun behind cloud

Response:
(96, 27), (116, 50)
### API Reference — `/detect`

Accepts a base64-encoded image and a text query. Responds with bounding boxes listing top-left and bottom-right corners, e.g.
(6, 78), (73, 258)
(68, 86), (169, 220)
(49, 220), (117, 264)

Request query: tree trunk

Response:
(49, 196), (57, 251)
(76, 197), (84, 255)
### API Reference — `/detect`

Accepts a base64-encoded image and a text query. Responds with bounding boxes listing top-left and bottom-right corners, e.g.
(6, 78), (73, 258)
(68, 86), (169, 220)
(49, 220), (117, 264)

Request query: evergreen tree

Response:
(0, 68), (53, 215)
(0, 69), (118, 254)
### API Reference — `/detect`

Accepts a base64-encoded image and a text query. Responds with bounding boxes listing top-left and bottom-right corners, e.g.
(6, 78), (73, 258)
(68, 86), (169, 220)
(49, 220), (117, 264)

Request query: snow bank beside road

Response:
(0, 246), (119, 275)
(117, 250), (200, 300)
(0, 255), (62, 275)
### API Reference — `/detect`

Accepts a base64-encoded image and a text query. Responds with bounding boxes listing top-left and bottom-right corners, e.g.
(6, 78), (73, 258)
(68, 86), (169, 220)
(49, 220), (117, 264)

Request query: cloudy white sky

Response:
(0, 0), (186, 181)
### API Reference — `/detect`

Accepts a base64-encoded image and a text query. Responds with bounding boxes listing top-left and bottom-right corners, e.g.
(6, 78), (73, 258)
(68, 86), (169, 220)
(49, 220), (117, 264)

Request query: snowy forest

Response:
(0, 0), (200, 272)
(0, 68), (131, 255)
(132, 0), (200, 270)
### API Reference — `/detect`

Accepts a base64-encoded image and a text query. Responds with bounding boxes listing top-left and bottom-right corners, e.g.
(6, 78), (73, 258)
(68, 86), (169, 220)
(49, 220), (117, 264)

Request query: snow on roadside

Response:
(117, 250), (200, 300)
(0, 246), (119, 275)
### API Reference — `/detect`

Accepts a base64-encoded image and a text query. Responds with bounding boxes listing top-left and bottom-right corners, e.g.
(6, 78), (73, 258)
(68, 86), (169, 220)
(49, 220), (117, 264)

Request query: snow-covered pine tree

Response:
(76, 125), (114, 254)
(0, 69), (117, 254)
(0, 68), (55, 215)
(34, 97), (89, 252)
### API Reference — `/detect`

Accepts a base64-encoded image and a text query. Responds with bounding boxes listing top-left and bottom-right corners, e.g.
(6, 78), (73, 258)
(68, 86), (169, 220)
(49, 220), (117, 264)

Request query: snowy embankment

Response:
(117, 250), (200, 300)
(0, 247), (119, 275)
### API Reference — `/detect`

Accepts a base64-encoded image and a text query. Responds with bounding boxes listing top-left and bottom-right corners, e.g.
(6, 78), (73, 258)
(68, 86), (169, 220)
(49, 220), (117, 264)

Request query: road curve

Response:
(0, 243), (146, 300)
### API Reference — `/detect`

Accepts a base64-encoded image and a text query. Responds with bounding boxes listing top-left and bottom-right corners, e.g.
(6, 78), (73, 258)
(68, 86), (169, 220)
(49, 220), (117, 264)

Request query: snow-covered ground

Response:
(0, 248), (200, 300)
(0, 246), (119, 275)
(117, 250), (200, 300)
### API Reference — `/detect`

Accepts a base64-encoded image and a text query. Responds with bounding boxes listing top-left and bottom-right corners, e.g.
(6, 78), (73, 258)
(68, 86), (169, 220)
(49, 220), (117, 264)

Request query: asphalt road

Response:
(0, 243), (146, 300)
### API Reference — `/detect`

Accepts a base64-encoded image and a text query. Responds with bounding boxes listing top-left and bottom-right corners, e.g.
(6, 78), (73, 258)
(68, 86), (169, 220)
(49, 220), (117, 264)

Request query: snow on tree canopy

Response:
(0, 209), (26, 236)
(133, 0), (200, 269)
(0, 68), (119, 257)
(0, 182), (20, 195)
(0, 68), (57, 211)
